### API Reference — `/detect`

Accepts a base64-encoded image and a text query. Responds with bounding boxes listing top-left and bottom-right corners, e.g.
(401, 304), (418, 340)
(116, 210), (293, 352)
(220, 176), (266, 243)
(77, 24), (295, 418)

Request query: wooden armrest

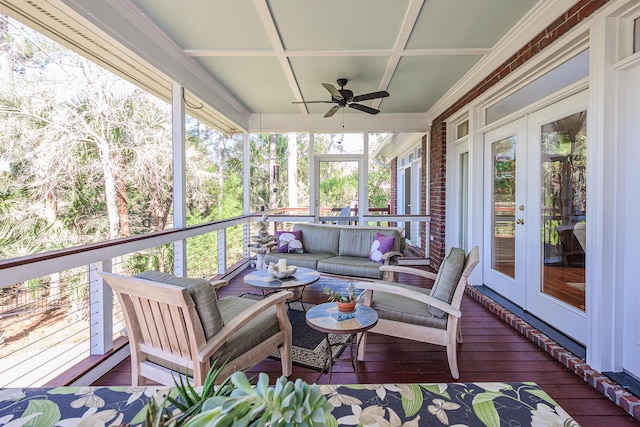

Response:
(378, 265), (437, 281)
(210, 280), (228, 291)
(354, 281), (461, 318)
(381, 251), (403, 262)
(197, 291), (293, 362)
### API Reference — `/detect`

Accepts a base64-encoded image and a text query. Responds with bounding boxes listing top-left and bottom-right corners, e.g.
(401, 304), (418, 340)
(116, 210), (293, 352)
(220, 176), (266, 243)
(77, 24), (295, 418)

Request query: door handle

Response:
(516, 218), (524, 225)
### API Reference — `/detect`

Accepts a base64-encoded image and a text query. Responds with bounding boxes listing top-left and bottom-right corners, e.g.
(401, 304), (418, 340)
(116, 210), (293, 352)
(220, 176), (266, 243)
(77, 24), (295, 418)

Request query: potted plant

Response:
(142, 359), (336, 426)
(323, 281), (357, 312)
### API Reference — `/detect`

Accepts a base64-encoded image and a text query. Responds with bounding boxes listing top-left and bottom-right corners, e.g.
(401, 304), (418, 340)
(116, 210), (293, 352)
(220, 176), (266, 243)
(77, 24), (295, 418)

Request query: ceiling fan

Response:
(292, 78), (389, 118)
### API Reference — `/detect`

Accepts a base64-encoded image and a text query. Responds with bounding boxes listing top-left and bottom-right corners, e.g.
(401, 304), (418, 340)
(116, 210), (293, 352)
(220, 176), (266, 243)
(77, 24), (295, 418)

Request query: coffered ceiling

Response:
(4, 0), (545, 132)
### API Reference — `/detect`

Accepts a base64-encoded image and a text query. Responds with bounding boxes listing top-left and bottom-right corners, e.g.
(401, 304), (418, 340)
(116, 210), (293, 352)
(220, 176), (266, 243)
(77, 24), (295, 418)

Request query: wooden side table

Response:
(305, 302), (378, 384)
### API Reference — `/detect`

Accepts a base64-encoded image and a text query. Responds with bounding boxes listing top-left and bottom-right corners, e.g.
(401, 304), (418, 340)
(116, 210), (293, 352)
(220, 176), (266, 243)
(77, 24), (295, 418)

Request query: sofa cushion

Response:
(275, 229), (304, 253)
(135, 271), (223, 339)
(264, 252), (333, 270)
(317, 256), (385, 279)
(293, 223), (340, 255)
(427, 247), (466, 318)
(369, 233), (396, 263)
(338, 227), (400, 258)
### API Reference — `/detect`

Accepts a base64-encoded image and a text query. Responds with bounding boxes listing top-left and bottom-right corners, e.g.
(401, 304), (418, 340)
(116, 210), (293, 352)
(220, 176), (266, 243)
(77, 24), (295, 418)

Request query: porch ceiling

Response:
(10, 0), (541, 132)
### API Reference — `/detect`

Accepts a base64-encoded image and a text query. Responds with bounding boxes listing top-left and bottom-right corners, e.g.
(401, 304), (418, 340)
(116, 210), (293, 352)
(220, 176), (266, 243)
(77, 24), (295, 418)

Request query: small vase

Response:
(336, 300), (356, 313)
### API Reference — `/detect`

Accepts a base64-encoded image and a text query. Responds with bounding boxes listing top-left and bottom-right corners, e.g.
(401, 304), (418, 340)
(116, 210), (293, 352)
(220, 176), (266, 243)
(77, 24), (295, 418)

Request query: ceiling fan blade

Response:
(349, 103), (380, 115)
(324, 105), (340, 118)
(322, 83), (343, 100)
(351, 90), (389, 102)
(291, 100), (333, 104)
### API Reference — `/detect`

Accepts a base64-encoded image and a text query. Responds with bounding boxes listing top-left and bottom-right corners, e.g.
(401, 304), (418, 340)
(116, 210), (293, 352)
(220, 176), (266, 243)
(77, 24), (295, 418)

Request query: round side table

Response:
(243, 267), (320, 310)
(305, 302), (378, 384)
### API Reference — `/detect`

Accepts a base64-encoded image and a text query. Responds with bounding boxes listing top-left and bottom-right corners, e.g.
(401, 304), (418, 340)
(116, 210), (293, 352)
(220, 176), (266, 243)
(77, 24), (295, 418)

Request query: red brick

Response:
(618, 393), (640, 412)
(579, 0), (609, 19)
(567, 1), (585, 18)
(547, 14), (568, 33)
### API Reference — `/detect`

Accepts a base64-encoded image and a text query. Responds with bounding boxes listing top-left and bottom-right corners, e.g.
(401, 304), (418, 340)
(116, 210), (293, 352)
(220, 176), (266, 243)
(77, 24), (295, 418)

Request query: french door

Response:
(483, 117), (528, 304)
(483, 91), (588, 343)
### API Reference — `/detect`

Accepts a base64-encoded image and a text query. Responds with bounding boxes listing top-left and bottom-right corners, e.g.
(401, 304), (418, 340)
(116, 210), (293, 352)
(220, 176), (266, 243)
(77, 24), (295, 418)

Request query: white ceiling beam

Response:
(375, 0), (424, 110)
(185, 48), (491, 58)
(252, 0), (307, 114)
(248, 113), (428, 133)
(403, 48), (492, 56)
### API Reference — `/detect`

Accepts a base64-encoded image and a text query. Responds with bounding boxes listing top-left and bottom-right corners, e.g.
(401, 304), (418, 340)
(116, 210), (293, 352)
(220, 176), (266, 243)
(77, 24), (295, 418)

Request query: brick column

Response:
(429, 122), (446, 268)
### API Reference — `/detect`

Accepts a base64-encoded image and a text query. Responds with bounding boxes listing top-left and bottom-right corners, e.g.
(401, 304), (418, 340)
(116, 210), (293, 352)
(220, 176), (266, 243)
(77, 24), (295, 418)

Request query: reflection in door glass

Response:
(492, 137), (516, 278)
(541, 111), (586, 311)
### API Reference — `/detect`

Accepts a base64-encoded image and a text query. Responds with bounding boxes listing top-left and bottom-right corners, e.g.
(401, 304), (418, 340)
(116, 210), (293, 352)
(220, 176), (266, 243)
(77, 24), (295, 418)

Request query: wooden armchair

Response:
(355, 246), (479, 379)
(100, 271), (292, 386)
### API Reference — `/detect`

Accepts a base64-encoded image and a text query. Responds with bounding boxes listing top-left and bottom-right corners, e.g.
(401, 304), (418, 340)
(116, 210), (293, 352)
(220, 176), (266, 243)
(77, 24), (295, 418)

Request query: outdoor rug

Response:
(240, 294), (350, 370)
(0, 382), (580, 426)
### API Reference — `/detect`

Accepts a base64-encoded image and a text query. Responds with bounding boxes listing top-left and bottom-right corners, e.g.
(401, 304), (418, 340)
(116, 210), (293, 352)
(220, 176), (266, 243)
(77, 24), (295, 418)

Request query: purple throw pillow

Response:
(369, 233), (396, 263)
(275, 230), (304, 253)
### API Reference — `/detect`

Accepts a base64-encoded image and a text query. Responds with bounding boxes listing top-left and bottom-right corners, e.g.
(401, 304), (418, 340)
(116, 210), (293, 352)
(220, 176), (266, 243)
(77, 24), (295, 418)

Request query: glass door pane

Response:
(492, 136), (517, 278)
(540, 111), (587, 311)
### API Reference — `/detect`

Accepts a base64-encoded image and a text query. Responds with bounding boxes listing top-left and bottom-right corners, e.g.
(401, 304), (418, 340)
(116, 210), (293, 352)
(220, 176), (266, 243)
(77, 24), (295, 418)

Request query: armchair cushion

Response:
(214, 296), (281, 362)
(369, 281), (448, 329)
(428, 247), (466, 318)
(135, 271), (223, 339)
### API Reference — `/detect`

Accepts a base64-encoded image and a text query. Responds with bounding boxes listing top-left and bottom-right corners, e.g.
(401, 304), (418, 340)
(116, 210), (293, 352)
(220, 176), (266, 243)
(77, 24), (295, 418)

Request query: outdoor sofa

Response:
(264, 222), (403, 280)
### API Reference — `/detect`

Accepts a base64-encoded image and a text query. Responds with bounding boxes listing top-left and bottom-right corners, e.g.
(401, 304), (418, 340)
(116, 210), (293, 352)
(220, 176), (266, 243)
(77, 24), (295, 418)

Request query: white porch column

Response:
(90, 260), (113, 355)
(309, 132), (316, 220)
(243, 131), (251, 259)
(172, 84), (187, 277)
(218, 229), (227, 274)
(360, 132), (369, 225)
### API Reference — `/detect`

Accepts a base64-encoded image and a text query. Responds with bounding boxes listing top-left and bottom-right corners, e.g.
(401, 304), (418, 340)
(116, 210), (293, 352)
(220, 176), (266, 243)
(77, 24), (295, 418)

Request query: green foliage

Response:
(185, 373), (336, 427)
(323, 282), (356, 303)
(142, 361), (336, 427)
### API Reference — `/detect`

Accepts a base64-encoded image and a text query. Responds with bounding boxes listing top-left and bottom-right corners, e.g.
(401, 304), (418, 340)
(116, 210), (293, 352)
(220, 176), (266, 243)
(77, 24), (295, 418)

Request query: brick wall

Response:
(428, 0), (609, 268)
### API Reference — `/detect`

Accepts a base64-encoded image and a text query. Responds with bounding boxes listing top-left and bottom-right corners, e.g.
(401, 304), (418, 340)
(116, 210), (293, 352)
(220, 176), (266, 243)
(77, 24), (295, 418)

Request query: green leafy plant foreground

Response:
(142, 361), (336, 427)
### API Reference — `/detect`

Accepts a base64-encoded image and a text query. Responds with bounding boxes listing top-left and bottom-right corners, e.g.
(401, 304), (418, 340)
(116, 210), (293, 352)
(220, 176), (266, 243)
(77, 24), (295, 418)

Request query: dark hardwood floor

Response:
(94, 267), (638, 426)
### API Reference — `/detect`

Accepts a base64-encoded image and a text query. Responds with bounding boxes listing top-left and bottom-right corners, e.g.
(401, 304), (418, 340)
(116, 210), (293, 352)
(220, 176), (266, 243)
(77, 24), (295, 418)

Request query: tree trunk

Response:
(96, 117), (120, 239)
(116, 179), (131, 237)
(0, 16), (13, 92)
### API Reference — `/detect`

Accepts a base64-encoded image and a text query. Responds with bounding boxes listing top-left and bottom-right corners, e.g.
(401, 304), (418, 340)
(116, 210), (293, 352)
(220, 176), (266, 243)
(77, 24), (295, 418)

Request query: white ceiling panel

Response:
(195, 56), (298, 113)
(407, 0), (539, 49)
(386, 55), (483, 113)
(37, 0), (547, 131)
(132, 0), (271, 50)
(268, 0), (409, 50)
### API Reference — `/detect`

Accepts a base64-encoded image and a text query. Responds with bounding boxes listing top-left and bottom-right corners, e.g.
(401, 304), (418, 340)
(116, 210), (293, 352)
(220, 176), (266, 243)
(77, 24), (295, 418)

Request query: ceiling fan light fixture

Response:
(293, 78), (389, 118)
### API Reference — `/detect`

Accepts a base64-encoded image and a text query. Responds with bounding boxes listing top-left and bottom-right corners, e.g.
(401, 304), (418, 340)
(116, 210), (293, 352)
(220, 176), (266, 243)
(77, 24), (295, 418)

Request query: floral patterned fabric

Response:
(0, 382), (579, 426)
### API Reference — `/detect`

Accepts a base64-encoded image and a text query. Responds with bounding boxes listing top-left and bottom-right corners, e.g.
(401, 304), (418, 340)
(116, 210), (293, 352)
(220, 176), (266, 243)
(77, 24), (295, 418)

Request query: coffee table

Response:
(243, 266), (320, 310)
(305, 302), (378, 384)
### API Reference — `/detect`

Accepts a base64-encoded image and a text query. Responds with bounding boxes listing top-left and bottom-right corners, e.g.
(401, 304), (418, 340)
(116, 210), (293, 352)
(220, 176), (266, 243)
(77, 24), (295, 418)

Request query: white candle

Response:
(278, 259), (287, 271)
